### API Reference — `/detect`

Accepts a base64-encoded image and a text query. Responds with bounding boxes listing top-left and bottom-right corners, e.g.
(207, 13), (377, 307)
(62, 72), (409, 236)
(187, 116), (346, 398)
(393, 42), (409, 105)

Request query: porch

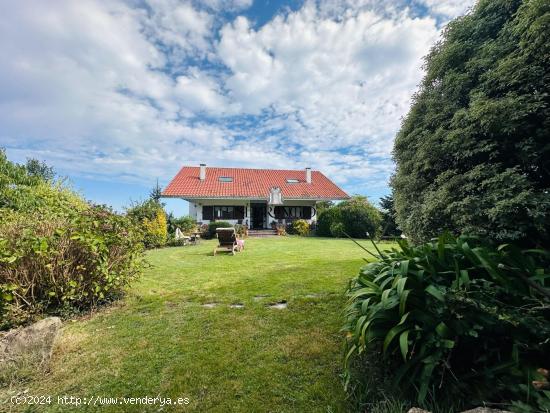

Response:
(188, 199), (318, 230)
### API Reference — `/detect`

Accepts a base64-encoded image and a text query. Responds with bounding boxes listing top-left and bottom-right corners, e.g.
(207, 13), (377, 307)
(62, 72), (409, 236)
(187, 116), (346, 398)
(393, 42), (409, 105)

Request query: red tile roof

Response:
(162, 166), (349, 200)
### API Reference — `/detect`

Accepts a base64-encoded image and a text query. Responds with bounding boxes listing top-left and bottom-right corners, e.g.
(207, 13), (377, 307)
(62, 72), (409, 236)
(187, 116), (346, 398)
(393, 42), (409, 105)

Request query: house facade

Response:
(162, 164), (349, 229)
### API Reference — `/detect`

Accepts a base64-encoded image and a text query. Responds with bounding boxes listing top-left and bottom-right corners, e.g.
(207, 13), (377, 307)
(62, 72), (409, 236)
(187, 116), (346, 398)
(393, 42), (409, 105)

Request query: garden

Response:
(1, 0), (549, 412)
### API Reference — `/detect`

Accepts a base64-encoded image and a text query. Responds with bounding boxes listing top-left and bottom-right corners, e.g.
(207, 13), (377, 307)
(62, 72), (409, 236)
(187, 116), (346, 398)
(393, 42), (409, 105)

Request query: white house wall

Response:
(182, 198), (319, 227)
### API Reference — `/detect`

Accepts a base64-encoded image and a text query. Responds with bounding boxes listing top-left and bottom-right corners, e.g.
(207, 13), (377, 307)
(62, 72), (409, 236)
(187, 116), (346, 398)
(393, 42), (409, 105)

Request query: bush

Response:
(392, 0), (550, 247)
(316, 197), (381, 239)
(167, 214), (196, 236)
(338, 197), (382, 239)
(317, 207), (342, 237)
(292, 219), (310, 236)
(0, 152), (144, 329)
(126, 199), (167, 248)
(343, 233), (550, 410)
(203, 221), (233, 239)
(0, 206), (144, 329)
(330, 222), (345, 237)
(142, 208), (167, 248)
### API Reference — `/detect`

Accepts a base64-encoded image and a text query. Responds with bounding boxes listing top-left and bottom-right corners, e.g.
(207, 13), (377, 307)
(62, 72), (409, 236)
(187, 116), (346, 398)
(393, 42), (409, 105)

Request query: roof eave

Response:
(161, 194), (350, 201)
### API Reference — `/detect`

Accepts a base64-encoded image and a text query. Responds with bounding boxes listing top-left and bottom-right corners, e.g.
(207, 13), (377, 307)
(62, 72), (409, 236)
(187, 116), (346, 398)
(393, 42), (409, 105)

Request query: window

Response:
(204, 205), (244, 220)
(218, 176), (233, 182)
(286, 178), (299, 183)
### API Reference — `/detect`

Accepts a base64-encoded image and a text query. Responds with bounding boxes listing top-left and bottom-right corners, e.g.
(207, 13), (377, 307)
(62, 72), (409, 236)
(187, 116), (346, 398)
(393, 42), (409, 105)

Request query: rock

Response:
(268, 300), (287, 309)
(0, 317), (62, 365)
(407, 408), (430, 413)
(462, 408), (512, 413)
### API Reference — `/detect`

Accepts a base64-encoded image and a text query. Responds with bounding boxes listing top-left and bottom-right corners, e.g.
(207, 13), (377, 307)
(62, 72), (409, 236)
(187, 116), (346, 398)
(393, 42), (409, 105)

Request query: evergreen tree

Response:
(379, 195), (400, 237)
(149, 179), (163, 203)
(391, 0), (550, 247)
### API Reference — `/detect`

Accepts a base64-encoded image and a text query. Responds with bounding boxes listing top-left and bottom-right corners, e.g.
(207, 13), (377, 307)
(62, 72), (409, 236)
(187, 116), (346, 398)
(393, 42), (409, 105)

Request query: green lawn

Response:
(8, 237), (394, 412)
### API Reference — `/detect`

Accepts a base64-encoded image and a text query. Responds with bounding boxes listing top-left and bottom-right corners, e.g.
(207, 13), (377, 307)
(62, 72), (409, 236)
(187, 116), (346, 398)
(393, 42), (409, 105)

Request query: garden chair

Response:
(213, 228), (239, 255)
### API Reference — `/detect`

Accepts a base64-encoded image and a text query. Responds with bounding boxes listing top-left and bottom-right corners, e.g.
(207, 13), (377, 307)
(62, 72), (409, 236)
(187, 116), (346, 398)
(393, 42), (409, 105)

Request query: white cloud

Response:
(0, 0), (473, 198)
(217, 3), (439, 166)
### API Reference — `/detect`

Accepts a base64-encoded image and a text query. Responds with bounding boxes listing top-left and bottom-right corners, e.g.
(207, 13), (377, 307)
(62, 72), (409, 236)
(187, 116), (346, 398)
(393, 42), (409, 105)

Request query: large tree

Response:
(391, 0), (549, 246)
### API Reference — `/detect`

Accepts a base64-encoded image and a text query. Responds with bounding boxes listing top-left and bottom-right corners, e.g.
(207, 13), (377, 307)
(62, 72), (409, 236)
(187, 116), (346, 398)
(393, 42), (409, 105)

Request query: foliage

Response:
(234, 224), (248, 237)
(149, 179), (163, 203)
(1, 150), (86, 216)
(24, 158), (56, 182)
(142, 209), (168, 248)
(316, 197), (381, 239)
(203, 221), (233, 239)
(0, 151), (144, 329)
(316, 201), (334, 213)
(291, 219), (310, 237)
(316, 207), (342, 237)
(0, 206), (144, 329)
(391, 0), (550, 247)
(338, 196), (382, 239)
(343, 233), (550, 410)
(167, 214), (196, 235)
(330, 222), (345, 238)
(126, 199), (167, 248)
(379, 195), (401, 237)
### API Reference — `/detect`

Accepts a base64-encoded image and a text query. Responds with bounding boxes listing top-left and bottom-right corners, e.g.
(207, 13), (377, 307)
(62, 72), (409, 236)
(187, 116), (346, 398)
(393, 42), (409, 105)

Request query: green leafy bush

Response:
(392, 0), (550, 247)
(203, 221), (233, 239)
(343, 234), (550, 409)
(330, 222), (345, 238)
(126, 199), (167, 248)
(167, 214), (196, 235)
(0, 206), (144, 329)
(317, 196), (382, 239)
(0, 151), (144, 329)
(316, 207), (342, 237)
(292, 219), (310, 236)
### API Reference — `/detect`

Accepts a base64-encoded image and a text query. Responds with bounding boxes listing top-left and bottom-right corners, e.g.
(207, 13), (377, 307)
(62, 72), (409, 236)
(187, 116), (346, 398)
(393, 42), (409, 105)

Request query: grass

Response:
(1, 236), (397, 412)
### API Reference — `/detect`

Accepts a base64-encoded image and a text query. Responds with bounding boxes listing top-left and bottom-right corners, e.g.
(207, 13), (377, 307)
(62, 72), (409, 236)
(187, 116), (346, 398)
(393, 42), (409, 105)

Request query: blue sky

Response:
(0, 0), (474, 216)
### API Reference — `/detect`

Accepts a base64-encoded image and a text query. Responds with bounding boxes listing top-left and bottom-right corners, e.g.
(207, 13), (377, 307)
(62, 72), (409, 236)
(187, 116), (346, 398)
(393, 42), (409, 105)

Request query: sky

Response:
(0, 0), (474, 216)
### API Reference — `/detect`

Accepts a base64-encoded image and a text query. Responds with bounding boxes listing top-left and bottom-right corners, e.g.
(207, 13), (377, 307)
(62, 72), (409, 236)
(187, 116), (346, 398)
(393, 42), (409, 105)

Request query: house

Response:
(161, 164), (350, 229)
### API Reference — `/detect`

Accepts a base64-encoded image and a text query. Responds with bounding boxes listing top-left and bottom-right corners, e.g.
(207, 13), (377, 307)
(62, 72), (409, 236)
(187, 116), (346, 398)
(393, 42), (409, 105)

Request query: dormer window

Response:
(218, 176), (233, 183)
(286, 178), (299, 183)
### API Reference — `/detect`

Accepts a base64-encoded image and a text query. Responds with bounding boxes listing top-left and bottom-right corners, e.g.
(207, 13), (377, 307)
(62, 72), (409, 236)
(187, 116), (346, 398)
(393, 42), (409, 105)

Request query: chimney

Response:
(199, 163), (206, 181)
(306, 167), (312, 184)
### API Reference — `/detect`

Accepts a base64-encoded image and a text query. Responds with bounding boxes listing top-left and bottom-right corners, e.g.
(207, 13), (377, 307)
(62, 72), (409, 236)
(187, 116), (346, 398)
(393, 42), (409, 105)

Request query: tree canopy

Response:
(391, 0), (549, 247)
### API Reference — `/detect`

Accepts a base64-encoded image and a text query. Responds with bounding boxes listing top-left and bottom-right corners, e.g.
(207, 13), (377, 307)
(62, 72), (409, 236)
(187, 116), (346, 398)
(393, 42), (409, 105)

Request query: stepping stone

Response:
(230, 303), (245, 309)
(230, 303), (244, 309)
(202, 303), (218, 308)
(268, 300), (287, 309)
(253, 295), (270, 301)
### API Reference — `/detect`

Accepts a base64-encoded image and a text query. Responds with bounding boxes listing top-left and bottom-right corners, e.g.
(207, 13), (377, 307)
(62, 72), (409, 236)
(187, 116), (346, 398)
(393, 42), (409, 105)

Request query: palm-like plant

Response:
(343, 233), (550, 407)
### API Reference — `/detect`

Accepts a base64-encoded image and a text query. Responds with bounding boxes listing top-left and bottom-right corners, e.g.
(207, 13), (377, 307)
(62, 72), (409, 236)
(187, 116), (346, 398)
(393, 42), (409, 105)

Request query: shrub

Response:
(234, 224), (247, 237)
(316, 207), (342, 237)
(0, 152), (144, 329)
(379, 195), (400, 237)
(338, 197), (382, 239)
(203, 221), (233, 239)
(292, 219), (310, 236)
(392, 0), (550, 247)
(0, 206), (144, 329)
(142, 208), (167, 248)
(126, 199), (167, 248)
(167, 215), (196, 236)
(343, 233), (550, 410)
(316, 197), (382, 239)
(330, 222), (345, 238)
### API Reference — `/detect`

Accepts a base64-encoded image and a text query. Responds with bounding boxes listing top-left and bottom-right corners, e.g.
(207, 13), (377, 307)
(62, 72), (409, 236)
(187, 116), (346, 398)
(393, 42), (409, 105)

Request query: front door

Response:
(251, 203), (266, 229)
